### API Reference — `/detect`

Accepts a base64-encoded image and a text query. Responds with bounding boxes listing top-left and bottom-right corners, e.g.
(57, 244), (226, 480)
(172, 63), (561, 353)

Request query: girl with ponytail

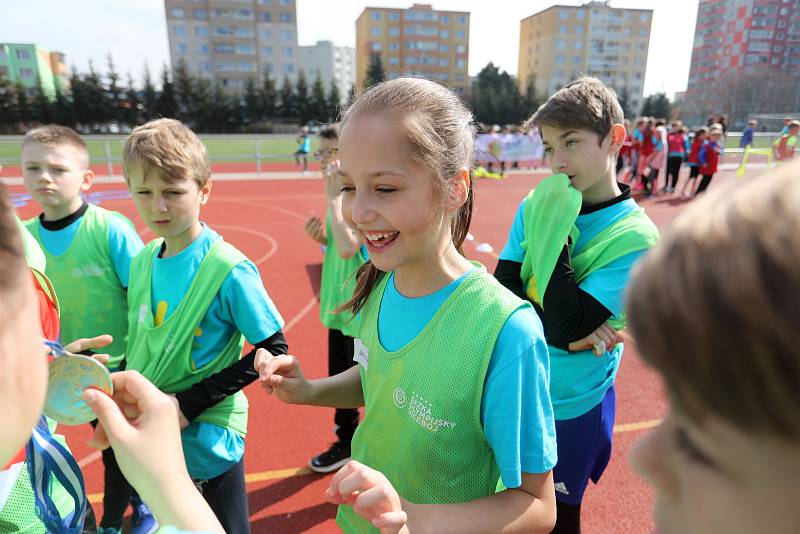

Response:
(256, 78), (557, 533)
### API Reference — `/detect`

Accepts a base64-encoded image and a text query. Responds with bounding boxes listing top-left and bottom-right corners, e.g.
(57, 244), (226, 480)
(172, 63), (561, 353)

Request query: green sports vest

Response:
(126, 238), (249, 436)
(319, 215), (365, 337)
(16, 216), (46, 272)
(336, 267), (527, 533)
(25, 205), (132, 369)
(520, 175), (659, 328)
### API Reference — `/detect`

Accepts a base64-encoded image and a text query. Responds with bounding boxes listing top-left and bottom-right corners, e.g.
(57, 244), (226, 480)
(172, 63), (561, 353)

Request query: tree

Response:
(522, 77), (542, 119)
(309, 71), (327, 123)
(346, 84), (357, 109)
(326, 78), (342, 122)
(173, 58), (195, 122)
(32, 87), (54, 124)
(52, 86), (74, 127)
(469, 62), (526, 125)
(259, 73), (277, 119)
(106, 55), (123, 126)
(278, 77), (295, 118)
(14, 84), (32, 127)
(84, 61), (109, 126)
(0, 78), (19, 131)
(124, 72), (141, 128)
(616, 86), (635, 120)
(156, 64), (177, 118)
(141, 64), (159, 121)
(364, 53), (385, 89)
(294, 70), (310, 124)
(650, 93), (672, 121)
(243, 77), (261, 125)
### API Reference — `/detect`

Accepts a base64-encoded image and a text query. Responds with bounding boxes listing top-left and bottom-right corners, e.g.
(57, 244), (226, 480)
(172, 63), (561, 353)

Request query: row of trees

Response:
(0, 54), (673, 135)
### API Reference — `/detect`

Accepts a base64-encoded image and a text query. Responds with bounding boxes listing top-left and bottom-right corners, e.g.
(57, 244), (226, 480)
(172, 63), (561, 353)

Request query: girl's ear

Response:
(448, 168), (470, 209)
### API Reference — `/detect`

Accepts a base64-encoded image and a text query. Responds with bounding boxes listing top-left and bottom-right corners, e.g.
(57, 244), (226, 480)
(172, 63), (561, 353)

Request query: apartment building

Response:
(0, 43), (69, 97)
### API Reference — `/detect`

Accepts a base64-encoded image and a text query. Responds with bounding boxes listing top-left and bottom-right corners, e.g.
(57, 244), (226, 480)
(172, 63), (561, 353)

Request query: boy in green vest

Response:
(122, 119), (288, 534)
(494, 78), (659, 534)
(19, 125), (155, 534)
(304, 125), (366, 473)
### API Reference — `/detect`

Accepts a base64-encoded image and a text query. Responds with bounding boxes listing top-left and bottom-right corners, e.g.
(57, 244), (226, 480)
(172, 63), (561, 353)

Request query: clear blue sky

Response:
(0, 0), (698, 97)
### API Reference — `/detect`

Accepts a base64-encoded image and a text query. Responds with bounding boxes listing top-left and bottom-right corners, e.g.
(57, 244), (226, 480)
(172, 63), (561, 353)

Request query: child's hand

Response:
(64, 334), (113, 365)
(168, 395), (191, 429)
(82, 371), (189, 495)
(568, 322), (623, 356)
(326, 460), (409, 533)
(305, 216), (326, 245)
(254, 350), (312, 404)
(323, 160), (342, 199)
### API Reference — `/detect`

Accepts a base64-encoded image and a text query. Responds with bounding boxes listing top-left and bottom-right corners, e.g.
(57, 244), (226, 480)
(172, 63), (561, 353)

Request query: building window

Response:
(236, 44), (256, 54)
(172, 25), (186, 36)
(639, 28), (648, 37)
(280, 0), (289, 5)
(198, 44), (209, 54)
(238, 62), (255, 72)
(235, 27), (255, 38)
(439, 58), (449, 67)
(555, 55), (565, 64)
(389, 43), (400, 51)
(441, 30), (449, 38)
(214, 44), (234, 54)
(640, 13), (649, 22)
(456, 44), (466, 53)
(440, 44), (449, 52)
(458, 15), (466, 24)
(559, 9), (569, 19)
(202, 62), (212, 73)
(441, 15), (449, 23)
(456, 58), (466, 67)
(371, 27), (381, 36)
(371, 12), (381, 20)
(260, 12), (272, 21)
(372, 42), (382, 51)
(264, 62), (273, 73)
(194, 9), (207, 19)
(284, 63), (294, 73)
(15, 49), (31, 60)
(262, 46), (273, 56)
(283, 47), (293, 57)
(573, 55), (582, 63)
(261, 29), (272, 39)
(574, 40), (582, 49)
(389, 27), (400, 36)
(280, 12), (292, 22)
(389, 57), (399, 65)
(456, 30), (465, 39)
(575, 25), (583, 35)
(283, 30), (293, 41)
(171, 8), (185, 18)
(196, 26), (208, 37)
(389, 12), (399, 21)
(559, 24), (568, 34)
(258, 0), (271, 4)
(576, 10), (585, 19)
(19, 67), (34, 78)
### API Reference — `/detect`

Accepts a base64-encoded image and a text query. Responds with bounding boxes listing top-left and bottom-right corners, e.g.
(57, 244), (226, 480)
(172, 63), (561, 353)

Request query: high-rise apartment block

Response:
(355, 3), (470, 95)
(164, 0), (299, 91)
(683, 0), (800, 126)
(0, 43), (69, 98)
(299, 40), (355, 103)
(518, 0), (652, 113)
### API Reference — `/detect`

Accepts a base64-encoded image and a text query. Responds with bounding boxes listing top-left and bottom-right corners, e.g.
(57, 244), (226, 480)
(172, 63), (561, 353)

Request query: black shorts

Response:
(688, 165), (700, 179)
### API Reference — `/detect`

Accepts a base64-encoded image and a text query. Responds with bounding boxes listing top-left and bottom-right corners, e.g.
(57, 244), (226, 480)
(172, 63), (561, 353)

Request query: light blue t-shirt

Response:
(377, 270), (557, 488)
(36, 208), (143, 288)
(150, 224), (285, 480)
(500, 198), (647, 420)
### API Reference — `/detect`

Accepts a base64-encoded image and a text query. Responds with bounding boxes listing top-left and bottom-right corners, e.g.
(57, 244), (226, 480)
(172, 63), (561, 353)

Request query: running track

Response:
(9, 166), (747, 533)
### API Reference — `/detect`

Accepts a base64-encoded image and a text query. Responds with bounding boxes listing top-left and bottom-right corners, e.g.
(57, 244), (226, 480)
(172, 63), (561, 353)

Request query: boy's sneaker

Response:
(309, 441), (351, 473)
(130, 495), (158, 534)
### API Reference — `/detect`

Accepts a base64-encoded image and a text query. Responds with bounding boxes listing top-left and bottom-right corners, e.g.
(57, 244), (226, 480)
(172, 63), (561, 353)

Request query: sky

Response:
(0, 0), (698, 97)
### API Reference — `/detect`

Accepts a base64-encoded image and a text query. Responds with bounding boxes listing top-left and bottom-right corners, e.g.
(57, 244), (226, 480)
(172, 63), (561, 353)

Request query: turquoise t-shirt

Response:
(150, 223), (285, 480)
(34, 208), (143, 288)
(377, 270), (557, 488)
(500, 198), (647, 420)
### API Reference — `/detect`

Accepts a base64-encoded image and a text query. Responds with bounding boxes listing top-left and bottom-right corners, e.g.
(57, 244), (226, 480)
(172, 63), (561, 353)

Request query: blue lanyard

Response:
(27, 342), (88, 533)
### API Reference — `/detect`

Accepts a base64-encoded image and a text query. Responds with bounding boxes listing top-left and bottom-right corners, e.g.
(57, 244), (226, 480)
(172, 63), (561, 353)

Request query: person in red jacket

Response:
(695, 125), (723, 195)
(680, 127), (708, 198)
(663, 122), (688, 193)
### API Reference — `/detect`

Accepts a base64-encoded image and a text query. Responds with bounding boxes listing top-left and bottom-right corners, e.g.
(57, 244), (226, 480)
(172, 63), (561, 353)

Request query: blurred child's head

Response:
(627, 163), (800, 534)
(671, 121), (682, 132)
(528, 77), (625, 198)
(337, 77), (473, 312)
(788, 121), (800, 134)
(316, 124), (339, 169)
(0, 185), (48, 465)
(123, 119), (211, 242)
(748, 119), (757, 127)
(694, 127), (708, 142)
(21, 125), (92, 219)
(708, 124), (723, 141)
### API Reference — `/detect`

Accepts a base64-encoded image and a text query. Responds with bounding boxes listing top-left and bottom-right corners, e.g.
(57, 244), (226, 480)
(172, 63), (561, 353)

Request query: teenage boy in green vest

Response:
(122, 119), (287, 534)
(19, 125), (157, 534)
(494, 78), (659, 534)
(304, 125), (367, 473)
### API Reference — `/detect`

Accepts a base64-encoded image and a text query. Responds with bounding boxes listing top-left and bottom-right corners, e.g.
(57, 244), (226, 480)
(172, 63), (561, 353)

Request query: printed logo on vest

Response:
(394, 389), (456, 432)
(71, 263), (110, 278)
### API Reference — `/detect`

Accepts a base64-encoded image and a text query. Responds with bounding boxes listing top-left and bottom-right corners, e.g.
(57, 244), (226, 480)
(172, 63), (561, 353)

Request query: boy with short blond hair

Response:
(19, 124), (152, 533)
(122, 118), (288, 534)
(494, 78), (659, 533)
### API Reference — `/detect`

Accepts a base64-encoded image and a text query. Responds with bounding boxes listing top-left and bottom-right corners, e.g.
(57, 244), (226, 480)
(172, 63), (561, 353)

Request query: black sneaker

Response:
(309, 441), (351, 473)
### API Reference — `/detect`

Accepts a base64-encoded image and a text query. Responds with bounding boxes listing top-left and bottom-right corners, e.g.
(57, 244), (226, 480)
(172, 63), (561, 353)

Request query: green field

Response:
(0, 135), (320, 165)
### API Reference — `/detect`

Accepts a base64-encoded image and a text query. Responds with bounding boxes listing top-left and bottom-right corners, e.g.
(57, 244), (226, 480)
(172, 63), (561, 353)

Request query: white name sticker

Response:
(353, 338), (369, 370)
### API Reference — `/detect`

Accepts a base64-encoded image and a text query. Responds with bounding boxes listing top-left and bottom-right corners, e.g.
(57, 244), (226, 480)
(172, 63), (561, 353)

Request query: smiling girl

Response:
(256, 78), (558, 533)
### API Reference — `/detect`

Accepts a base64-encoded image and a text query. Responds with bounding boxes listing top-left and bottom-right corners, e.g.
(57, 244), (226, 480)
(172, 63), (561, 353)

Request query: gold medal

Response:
(43, 354), (113, 425)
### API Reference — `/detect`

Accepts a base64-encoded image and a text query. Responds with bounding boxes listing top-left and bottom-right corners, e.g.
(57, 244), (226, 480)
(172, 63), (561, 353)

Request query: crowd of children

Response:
(2, 75), (798, 534)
